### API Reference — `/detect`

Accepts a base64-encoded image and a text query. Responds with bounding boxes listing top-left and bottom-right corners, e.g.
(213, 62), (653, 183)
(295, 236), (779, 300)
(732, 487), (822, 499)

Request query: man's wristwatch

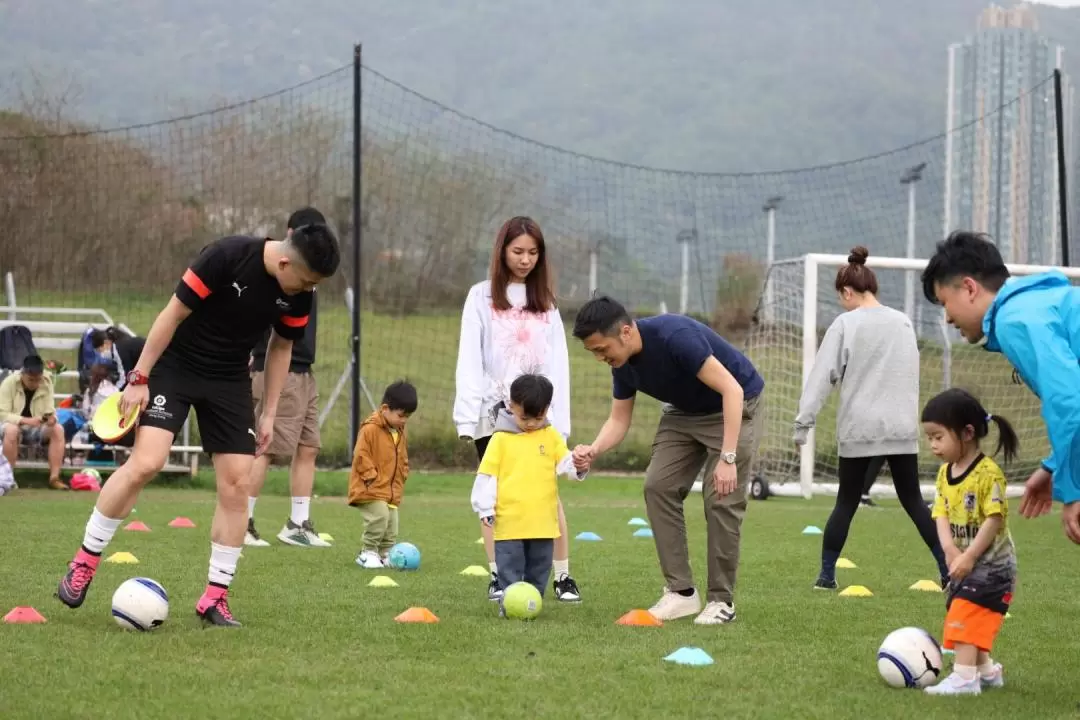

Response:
(126, 369), (150, 386)
(721, 450), (737, 465)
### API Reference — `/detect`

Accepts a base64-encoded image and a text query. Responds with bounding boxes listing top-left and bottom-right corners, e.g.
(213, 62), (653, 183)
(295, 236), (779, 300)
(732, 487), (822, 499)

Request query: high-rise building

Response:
(943, 3), (1075, 265)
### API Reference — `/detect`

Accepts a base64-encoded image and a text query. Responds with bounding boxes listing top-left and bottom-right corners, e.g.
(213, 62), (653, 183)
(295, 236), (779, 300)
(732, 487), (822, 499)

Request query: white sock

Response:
(208, 542), (241, 587)
(290, 497), (310, 526)
(977, 658), (996, 675)
(82, 508), (122, 554)
(553, 559), (570, 581)
(247, 497), (257, 519)
(489, 561), (498, 576)
(953, 664), (977, 681)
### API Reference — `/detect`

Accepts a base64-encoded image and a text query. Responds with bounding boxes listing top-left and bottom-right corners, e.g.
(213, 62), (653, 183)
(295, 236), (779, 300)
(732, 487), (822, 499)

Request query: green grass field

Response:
(2, 473), (1079, 719)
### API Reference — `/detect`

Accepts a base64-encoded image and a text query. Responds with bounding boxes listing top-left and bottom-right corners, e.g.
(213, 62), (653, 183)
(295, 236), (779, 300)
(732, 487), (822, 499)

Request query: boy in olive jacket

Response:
(348, 381), (417, 568)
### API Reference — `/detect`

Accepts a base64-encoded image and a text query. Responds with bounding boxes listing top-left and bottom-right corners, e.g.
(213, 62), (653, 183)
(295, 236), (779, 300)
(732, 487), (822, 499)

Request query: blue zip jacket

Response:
(983, 269), (1080, 504)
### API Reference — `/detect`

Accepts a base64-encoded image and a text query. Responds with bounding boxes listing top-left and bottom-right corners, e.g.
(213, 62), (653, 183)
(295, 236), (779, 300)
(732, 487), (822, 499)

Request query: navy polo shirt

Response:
(611, 314), (764, 413)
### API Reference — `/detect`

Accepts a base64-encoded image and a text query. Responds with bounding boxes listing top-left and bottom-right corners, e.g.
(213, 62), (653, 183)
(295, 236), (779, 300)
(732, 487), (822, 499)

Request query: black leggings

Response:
(823, 454), (940, 557)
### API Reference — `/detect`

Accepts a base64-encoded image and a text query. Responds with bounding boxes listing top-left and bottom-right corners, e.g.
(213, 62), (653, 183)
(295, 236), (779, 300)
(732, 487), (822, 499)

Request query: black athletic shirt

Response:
(251, 289), (318, 374)
(158, 236), (313, 380)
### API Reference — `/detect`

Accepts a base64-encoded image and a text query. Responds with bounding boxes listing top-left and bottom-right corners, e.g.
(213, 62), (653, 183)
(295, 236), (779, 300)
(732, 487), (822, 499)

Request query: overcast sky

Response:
(1036, 0), (1080, 6)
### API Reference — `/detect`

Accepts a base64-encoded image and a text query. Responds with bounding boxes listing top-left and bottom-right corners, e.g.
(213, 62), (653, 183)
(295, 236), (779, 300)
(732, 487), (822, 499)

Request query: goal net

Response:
(744, 252), (1080, 499)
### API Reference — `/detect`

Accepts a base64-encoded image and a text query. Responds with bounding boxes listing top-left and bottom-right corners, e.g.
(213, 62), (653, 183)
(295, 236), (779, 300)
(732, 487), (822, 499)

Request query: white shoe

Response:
(648, 587), (702, 621)
(924, 671), (981, 695)
(694, 601), (736, 625)
(277, 520), (332, 547)
(355, 550), (384, 569)
(244, 520), (271, 547)
(980, 663), (1004, 689)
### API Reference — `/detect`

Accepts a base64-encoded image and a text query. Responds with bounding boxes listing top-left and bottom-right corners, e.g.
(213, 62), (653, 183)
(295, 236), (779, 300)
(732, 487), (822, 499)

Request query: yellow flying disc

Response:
(92, 392), (142, 443)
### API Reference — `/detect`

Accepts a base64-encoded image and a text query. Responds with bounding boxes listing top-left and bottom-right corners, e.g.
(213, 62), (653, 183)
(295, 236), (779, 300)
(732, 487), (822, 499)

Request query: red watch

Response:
(126, 369), (150, 386)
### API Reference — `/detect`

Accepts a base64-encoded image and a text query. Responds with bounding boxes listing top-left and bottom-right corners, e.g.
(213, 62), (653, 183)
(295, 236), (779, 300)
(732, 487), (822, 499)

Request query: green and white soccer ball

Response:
(501, 581), (542, 620)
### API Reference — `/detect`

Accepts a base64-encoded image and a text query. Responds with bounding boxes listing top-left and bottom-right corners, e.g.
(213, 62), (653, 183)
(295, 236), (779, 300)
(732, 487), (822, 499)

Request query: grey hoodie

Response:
(793, 305), (920, 458)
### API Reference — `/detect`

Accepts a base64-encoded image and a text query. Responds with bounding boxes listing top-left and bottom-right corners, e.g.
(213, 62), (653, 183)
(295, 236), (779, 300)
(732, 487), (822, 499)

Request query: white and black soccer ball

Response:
(111, 577), (169, 631)
(876, 626), (943, 688)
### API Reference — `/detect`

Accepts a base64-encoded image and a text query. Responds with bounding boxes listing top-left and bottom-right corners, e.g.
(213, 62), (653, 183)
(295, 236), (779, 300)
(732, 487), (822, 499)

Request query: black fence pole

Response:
(351, 43), (363, 447)
(1054, 68), (1070, 266)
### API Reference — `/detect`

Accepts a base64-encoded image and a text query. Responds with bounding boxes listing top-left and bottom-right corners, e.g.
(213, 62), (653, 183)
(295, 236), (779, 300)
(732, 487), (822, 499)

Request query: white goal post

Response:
(745, 252), (1080, 500)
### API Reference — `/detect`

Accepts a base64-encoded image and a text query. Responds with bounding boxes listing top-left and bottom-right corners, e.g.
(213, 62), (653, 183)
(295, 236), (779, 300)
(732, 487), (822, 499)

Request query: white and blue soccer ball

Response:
(111, 577), (169, 631)
(386, 542), (421, 570)
(876, 626), (943, 688)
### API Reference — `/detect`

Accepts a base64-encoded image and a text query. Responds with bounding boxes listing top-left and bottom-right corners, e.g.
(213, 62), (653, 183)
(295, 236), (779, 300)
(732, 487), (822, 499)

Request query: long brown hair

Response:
(834, 245), (879, 294)
(488, 216), (556, 313)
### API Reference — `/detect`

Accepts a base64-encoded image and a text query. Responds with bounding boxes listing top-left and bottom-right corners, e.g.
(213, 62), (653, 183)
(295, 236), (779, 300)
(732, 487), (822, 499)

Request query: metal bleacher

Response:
(2, 272), (200, 476)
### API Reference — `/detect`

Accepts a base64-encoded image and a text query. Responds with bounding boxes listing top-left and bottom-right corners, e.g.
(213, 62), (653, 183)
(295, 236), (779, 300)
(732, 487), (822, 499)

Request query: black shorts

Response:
(139, 366), (256, 455)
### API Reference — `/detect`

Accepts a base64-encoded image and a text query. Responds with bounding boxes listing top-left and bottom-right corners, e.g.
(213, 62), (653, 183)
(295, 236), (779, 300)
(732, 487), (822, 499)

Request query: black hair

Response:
(287, 205), (341, 277)
(90, 329), (109, 349)
(572, 294), (633, 340)
(921, 388), (1019, 464)
(22, 354), (44, 374)
(921, 231), (1010, 304)
(509, 374), (554, 418)
(287, 206), (326, 230)
(382, 380), (418, 414)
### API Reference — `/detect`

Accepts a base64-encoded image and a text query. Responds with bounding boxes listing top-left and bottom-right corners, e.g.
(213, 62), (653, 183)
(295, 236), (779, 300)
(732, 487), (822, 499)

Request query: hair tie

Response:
(986, 413), (993, 422)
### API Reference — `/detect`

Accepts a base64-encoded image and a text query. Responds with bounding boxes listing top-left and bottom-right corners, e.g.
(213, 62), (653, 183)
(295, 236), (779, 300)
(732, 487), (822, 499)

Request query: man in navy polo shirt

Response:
(571, 295), (764, 625)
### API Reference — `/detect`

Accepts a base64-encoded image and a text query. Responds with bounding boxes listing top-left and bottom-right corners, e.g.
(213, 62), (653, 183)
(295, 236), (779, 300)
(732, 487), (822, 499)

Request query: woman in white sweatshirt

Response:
(453, 216), (581, 604)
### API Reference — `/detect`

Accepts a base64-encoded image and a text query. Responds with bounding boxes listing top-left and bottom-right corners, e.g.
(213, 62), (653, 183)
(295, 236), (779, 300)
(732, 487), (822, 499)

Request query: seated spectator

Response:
(106, 326), (145, 390)
(0, 355), (67, 490)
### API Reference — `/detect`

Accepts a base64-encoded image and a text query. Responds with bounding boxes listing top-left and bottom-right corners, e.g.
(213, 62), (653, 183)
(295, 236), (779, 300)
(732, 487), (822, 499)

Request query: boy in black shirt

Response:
(57, 207), (340, 627)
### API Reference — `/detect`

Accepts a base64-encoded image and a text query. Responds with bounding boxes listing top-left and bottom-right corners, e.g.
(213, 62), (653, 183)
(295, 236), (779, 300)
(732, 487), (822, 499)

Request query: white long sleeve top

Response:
(453, 280), (571, 440)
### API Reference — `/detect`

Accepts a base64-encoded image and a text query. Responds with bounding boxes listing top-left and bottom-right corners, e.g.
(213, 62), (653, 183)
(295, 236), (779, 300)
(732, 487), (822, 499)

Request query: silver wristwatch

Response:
(721, 451), (737, 464)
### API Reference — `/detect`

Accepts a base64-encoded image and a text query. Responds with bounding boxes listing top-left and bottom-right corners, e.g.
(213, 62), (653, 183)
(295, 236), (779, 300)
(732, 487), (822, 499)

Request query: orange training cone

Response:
(394, 607), (439, 624)
(124, 521), (150, 532)
(616, 609), (663, 627)
(4, 606), (46, 624)
(168, 517), (196, 528)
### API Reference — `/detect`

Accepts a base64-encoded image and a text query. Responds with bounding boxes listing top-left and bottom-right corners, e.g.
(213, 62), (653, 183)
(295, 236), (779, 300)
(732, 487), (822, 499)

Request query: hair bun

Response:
(848, 246), (869, 265)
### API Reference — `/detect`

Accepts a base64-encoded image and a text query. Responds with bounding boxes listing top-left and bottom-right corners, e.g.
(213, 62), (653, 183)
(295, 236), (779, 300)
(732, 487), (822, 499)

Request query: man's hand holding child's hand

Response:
(481, 515), (494, 528)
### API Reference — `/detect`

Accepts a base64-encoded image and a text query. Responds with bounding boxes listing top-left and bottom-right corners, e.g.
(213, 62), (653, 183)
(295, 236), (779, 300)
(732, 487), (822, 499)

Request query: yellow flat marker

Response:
(318, 533), (334, 543)
(91, 393), (142, 444)
(459, 565), (490, 577)
(909, 579), (943, 592)
(105, 551), (138, 564)
(839, 584), (873, 597)
(475, 537), (485, 544)
(835, 558), (857, 569)
(368, 575), (399, 588)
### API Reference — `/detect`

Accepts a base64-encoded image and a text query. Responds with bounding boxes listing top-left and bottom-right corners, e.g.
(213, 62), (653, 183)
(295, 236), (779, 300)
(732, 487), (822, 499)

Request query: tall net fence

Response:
(0, 58), (1068, 474)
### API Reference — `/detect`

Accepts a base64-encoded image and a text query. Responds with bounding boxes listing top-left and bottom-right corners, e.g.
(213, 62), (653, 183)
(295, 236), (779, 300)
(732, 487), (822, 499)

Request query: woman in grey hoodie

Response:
(793, 246), (948, 589)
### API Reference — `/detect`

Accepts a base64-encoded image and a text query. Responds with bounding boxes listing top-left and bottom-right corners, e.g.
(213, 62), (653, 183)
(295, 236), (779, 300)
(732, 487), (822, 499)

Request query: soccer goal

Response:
(744, 252), (1080, 501)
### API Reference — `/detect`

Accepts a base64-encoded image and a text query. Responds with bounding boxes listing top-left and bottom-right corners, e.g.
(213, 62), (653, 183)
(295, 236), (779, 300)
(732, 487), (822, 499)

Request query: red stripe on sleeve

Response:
(281, 314), (309, 328)
(182, 269), (212, 299)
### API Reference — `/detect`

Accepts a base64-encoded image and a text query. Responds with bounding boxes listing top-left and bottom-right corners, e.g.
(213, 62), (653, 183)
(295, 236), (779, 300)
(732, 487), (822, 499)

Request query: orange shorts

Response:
(942, 598), (1005, 652)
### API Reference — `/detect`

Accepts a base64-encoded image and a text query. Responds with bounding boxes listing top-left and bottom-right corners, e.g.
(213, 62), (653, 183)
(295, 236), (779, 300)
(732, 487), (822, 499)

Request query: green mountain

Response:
(6, 0), (1080, 171)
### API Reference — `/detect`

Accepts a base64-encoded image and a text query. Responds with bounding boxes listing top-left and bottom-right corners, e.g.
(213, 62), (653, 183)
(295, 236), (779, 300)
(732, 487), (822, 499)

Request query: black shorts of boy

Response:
(138, 366), (256, 455)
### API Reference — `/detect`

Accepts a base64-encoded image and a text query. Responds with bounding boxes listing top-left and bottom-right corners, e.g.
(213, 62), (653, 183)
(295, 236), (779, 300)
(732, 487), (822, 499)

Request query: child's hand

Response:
(943, 544), (961, 567)
(948, 550), (975, 581)
(481, 515), (494, 528)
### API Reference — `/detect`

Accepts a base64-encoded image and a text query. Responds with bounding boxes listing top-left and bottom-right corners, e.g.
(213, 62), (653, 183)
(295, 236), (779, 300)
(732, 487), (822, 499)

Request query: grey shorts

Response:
(0, 422), (50, 446)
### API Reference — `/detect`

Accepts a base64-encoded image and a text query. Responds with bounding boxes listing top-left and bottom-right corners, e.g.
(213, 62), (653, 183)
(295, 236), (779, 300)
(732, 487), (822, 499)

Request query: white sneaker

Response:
(648, 587), (702, 621)
(244, 520), (271, 547)
(277, 520), (332, 547)
(924, 671), (981, 695)
(355, 550), (384, 569)
(980, 663), (1005, 689)
(694, 601), (736, 625)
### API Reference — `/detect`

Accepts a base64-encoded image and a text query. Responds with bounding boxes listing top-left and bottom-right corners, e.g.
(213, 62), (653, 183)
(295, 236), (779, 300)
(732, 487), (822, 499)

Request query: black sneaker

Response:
(197, 594), (242, 628)
(488, 575), (503, 601)
(554, 575), (582, 603)
(813, 576), (838, 590)
(57, 560), (97, 608)
(859, 495), (878, 508)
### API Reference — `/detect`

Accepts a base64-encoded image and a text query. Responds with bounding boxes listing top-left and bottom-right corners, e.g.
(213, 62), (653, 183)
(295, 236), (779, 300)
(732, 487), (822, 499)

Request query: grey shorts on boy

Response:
(494, 539), (554, 597)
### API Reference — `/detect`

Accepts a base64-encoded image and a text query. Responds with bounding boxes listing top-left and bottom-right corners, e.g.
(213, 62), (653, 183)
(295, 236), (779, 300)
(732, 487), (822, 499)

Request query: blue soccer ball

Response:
(387, 542), (421, 570)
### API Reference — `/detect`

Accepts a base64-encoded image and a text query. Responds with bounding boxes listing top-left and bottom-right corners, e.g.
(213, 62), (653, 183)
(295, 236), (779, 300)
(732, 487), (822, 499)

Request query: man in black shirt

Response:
(245, 208), (330, 549)
(57, 207), (341, 627)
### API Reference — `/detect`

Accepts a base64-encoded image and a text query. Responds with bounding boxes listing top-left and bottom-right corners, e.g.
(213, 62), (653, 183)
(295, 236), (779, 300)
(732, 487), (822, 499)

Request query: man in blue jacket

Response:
(921, 230), (1080, 544)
